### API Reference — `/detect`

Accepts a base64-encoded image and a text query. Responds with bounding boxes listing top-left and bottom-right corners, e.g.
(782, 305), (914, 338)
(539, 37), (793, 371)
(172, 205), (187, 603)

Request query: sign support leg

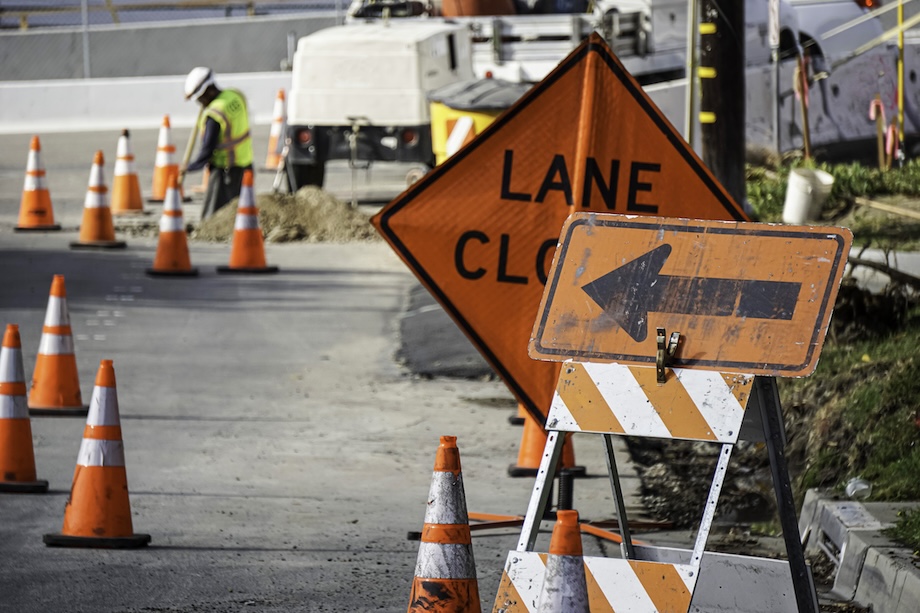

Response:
(516, 430), (564, 552)
(602, 434), (635, 558)
(755, 376), (819, 613)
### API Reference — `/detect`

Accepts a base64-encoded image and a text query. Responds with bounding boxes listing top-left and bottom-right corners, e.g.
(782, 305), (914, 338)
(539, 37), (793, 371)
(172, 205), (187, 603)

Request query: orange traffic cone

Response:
(408, 436), (480, 613)
(0, 324), (49, 493)
(44, 359), (151, 549)
(15, 136), (61, 232)
(111, 129), (144, 215)
(70, 151), (127, 250)
(264, 89), (286, 170)
(508, 412), (584, 478)
(536, 510), (589, 613)
(508, 402), (526, 426)
(147, 175), (198, 277)
(216, 169), (279, 274)
(28, 275), (88, 417)
(149, 115), (186, 203)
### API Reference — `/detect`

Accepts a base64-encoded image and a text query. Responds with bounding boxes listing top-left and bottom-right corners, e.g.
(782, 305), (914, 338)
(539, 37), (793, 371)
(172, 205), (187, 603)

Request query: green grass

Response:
(884, 508), (920, 554)
(747, 159), (920, 251)
(780, 309), (920, 502)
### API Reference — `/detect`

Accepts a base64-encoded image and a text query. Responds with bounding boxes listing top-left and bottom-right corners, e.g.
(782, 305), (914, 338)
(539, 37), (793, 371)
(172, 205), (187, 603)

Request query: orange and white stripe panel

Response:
(445, 116), (476, 159)
(549, 361), (752, 443)
(493, 551), (696, 613)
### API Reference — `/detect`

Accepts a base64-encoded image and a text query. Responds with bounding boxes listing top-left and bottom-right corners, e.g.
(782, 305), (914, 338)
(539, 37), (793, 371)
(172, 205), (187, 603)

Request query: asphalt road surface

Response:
(0, 130), (640, 611)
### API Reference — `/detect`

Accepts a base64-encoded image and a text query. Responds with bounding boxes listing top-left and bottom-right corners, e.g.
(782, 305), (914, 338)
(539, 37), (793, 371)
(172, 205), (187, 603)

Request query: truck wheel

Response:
(285, 159), (326, 191)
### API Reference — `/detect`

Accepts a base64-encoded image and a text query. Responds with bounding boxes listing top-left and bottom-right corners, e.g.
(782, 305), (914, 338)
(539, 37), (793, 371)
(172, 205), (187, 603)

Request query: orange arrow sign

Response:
(371, 34), (748, 422)
(530, 214), (853, 377)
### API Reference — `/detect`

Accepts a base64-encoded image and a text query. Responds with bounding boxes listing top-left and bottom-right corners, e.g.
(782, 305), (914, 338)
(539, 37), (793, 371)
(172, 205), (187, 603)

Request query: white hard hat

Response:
(184, 66), (216, 101)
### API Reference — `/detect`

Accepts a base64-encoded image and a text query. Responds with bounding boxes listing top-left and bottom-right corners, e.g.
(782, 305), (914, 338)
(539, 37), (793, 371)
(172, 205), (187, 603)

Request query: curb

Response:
(799, 489), (920, 612)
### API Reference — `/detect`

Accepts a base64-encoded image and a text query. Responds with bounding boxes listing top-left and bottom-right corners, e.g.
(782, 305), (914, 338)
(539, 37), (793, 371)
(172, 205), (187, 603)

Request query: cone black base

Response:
(507, 464), (588, 478)
(70, 241), (127, 250)
(147, 197), (191, 204)
(146, 268), (199, 277)
(43, 533), (151, 549)
(216, 265), (279, 274)
(0, 480), (49, 493)
(29, 405), (90, 417)
(113, 210), (151, 217)
(508, 415), (525, 426)
(14, 225), (61, 232)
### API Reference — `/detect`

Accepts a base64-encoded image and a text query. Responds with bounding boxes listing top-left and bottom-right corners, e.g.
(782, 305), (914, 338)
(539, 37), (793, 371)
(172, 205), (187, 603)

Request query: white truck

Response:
(283, 20), (475, 189)
(284, 0), (919, 190)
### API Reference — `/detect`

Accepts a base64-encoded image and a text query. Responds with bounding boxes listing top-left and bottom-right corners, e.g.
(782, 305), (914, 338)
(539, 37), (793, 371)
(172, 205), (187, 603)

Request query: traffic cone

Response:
(0, 324), (49, 493)
(508, 402), (526, 426)
(70, 151), (127, 250)
(44, 359), (151, 549)
(149, 115), (186, 203)
(28, 275), (89, 417)
(111, 129), (144, 215)
(147, 175), (198, 277)
(216, 169), (279, 274)
(508, 412), (584, 478)
(264, 89), (286, 170)
(407, 436), (480, 613)
(536, 510), (589, 613)
(15, 136), (61, 232)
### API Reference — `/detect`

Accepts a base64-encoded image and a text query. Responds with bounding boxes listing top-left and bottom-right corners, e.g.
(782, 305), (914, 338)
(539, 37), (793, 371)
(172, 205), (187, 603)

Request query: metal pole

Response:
(898, 0), (906, 152)
(81, 0), (91, 79)
(770, 0), (781, 157)
(684, 0), (699, 147)
(755, 376), (819, 613)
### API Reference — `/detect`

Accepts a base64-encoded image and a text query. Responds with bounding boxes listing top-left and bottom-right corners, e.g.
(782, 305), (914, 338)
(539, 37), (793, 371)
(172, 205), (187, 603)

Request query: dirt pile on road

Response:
(192, 187), (380, 243)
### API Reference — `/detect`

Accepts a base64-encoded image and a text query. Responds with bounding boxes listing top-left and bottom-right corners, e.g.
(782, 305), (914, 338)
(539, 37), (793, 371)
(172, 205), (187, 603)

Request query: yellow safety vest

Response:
(201, 89), (253, 169)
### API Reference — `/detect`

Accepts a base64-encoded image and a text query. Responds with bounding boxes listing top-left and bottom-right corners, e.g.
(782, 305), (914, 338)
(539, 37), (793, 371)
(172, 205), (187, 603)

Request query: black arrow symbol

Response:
(581, 244), (802, 343)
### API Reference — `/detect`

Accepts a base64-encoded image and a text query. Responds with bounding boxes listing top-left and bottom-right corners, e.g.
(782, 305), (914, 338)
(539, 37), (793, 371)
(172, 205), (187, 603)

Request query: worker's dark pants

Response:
(202, 166), (251, 220)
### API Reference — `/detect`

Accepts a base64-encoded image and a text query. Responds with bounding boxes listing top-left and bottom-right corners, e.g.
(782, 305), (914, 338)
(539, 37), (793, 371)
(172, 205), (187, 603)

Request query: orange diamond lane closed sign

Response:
(530, 214), (852, 377)
(372, 34), (748, 422)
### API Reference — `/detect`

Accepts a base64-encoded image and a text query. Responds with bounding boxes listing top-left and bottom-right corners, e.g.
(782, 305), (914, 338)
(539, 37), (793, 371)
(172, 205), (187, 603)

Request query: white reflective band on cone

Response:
(26, 152), (41, 172)
(43, 296), (71, 327)
(116, 136), (131, 158)
(155, 150), (173, 166)
(538, 555), (589, 613)
(86, 386), (120, 426)
(0, 394), (28, 419)
(83, 191), (107, 209)
(234, 214), (260, 231)
(414, 542), (476, 579)
(163, 191), (182, 213)
(114, 158), (133, 175)
(160, 215), (185, 233)
(157, 127), (172, 148)
(23, 174), (47, 191)
(0, 347), (25, 383)
(38, 334), (75, 355)
(76, 438), (126, 467)
(424, 472), (469, 524)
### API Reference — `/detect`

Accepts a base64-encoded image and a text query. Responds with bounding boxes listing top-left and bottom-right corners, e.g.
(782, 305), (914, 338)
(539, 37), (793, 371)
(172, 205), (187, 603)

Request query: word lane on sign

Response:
(530, 213), (853, 377)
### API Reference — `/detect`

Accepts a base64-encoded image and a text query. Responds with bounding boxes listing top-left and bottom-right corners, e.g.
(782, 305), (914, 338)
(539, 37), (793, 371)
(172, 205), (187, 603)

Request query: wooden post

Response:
(699, 0), (746, 206)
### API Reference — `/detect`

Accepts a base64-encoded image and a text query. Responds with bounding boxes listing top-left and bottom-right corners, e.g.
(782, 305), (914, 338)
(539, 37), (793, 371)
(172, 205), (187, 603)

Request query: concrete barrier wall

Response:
(0, 13), (339, 80)
(0, 73), (292, 134)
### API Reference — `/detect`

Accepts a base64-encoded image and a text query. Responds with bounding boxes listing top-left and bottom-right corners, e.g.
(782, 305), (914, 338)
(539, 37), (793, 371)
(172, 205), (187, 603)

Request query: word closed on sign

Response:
(372, 34), (747, 421)
(530, 213), (853, 377)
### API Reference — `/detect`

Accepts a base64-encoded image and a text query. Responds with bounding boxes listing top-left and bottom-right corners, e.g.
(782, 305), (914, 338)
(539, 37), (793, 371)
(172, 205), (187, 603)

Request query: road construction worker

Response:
(181, 67), (254, 219)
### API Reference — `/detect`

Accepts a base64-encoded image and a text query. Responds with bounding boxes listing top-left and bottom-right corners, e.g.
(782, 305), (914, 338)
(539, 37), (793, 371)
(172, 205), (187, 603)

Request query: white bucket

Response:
(782, 168), (834, 224)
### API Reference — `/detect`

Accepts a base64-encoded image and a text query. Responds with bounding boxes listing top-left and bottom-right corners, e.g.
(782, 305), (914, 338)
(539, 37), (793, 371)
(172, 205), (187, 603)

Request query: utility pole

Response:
(698, 0), (745, 206)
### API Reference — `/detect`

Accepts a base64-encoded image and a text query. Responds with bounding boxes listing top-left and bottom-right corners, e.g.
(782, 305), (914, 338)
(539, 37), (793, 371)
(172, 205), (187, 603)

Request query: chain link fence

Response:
(0, 1), (347, 80)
